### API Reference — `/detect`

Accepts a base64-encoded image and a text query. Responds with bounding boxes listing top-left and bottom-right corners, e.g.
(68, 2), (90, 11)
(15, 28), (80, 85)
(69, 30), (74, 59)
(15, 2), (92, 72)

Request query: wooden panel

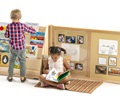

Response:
(26, 58), (42, 71)
(46, 25), (120, 83)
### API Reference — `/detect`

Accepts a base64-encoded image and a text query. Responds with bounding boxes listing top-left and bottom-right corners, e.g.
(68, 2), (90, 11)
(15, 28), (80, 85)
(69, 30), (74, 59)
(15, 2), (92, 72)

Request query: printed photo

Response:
(58, 34), (65, 42)
(77, 36), (84, 44)
(75, 63), (83, 70)
(98, 39), (118, 55)
(95, 65), (107, 74)
(108, 67), (120, 76)
(69, 62), (75, 70)
(66, 36), (75, 43)
(108, 57), (117, 66)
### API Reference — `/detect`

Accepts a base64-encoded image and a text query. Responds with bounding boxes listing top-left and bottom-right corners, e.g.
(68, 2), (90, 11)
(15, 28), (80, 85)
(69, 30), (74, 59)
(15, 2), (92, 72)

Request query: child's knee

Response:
(38, 75), (42, 80)
(59, 77), (69, 84)
(39, 74), (46, 81)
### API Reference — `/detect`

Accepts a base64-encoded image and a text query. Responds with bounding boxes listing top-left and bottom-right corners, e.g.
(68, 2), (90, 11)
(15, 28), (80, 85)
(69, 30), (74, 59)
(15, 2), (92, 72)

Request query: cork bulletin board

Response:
(47, 25), (120, 83)
(48, 25), (91, 77)
(90, 31), (120, 83)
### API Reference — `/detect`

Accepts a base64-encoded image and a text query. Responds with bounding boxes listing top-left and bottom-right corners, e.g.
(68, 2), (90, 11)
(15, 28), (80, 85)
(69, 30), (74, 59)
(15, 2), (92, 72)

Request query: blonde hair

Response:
(10, 9), (22, 20)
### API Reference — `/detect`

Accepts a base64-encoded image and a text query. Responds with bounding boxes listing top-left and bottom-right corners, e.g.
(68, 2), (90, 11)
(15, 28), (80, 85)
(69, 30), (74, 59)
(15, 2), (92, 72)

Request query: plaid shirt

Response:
(4, 22), (36, 50)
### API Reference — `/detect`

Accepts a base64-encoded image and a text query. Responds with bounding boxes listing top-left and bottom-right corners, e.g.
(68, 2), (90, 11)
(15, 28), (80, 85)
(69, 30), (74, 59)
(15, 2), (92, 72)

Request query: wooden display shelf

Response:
(0, 26), (46, 79)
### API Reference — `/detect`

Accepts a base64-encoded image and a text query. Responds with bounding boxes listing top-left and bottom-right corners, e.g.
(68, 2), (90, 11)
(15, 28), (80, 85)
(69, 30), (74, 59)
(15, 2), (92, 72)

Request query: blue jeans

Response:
(8, 48), (26, 77)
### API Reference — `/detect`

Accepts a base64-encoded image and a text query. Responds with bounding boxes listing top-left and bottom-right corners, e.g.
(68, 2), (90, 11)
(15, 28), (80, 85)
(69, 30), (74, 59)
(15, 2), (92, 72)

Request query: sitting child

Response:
(39, 46), (71, 90)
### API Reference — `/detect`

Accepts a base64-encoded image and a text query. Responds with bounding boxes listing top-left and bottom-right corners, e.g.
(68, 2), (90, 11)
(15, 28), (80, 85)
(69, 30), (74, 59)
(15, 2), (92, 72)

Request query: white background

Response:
(1, 1), (120, 99)
(1, 0), (120, 31)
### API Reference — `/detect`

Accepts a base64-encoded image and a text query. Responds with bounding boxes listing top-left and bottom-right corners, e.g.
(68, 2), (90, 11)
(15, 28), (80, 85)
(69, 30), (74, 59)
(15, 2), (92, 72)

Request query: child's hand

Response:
(25, 32), (29, 35)
(58, 72), (63, 76)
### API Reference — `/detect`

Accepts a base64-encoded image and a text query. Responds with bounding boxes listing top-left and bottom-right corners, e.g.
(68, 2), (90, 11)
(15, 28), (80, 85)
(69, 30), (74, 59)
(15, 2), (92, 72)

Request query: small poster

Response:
(99, 39), (118, 55)
(62, 43), (80, 61)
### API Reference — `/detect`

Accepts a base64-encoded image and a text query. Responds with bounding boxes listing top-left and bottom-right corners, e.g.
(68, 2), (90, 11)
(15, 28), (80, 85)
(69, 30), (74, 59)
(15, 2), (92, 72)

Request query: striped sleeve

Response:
(24, 24), (36, 34)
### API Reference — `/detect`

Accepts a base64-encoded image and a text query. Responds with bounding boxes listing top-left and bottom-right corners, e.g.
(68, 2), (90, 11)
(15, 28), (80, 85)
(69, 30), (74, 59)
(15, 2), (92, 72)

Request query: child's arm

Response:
(63, 59), (71, 71)
(24, 24), (36, 34)
(4, 25), (10, 38)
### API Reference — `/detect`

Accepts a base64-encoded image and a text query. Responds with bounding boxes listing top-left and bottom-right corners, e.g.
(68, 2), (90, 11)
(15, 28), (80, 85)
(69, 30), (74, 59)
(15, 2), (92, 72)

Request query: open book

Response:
(46, 68), (70, 83)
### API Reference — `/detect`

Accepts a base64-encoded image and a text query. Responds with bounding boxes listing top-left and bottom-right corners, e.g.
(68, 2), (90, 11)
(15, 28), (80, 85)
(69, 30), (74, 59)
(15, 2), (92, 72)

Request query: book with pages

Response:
(46, 68), (70, 83)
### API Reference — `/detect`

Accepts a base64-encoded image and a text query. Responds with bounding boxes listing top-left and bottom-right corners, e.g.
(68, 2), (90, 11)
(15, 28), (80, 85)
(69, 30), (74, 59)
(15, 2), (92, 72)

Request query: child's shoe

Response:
(57, 84), (65, 90)
(7, 76), (13, 82)
(20, 77), (26, 82)
(41, 82), (50, 87)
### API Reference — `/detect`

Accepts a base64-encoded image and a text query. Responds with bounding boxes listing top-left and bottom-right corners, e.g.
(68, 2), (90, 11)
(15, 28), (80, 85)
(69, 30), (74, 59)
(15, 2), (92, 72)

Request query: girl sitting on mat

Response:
(39, 46), (71, 90)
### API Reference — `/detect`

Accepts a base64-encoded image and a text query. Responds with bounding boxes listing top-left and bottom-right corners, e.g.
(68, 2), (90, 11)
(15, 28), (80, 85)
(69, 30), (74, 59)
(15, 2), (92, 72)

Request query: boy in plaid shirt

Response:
(5, 9), (36, 82)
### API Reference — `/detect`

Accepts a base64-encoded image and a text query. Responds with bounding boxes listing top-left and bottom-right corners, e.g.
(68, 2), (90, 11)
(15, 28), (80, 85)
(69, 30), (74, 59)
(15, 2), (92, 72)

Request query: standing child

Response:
(39, 46), (71, 90)
(4, 9), (36, 82)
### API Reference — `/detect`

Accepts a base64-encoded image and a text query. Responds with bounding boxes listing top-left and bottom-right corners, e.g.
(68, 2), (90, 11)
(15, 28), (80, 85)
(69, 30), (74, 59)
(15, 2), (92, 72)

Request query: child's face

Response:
(51, 54), (60, 62)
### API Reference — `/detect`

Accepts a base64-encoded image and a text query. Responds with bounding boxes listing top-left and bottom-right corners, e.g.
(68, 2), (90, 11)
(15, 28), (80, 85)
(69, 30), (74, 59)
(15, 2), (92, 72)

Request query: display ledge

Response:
(0, 67), (40, 79)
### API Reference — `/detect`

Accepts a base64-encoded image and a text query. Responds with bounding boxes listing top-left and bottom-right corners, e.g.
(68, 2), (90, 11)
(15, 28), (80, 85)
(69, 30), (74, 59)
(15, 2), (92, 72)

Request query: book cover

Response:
(30, 32), (45, 48)
(46, 68), (70, 83)
(25, 44), (38, 58)
(0, 38), (9, 52)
